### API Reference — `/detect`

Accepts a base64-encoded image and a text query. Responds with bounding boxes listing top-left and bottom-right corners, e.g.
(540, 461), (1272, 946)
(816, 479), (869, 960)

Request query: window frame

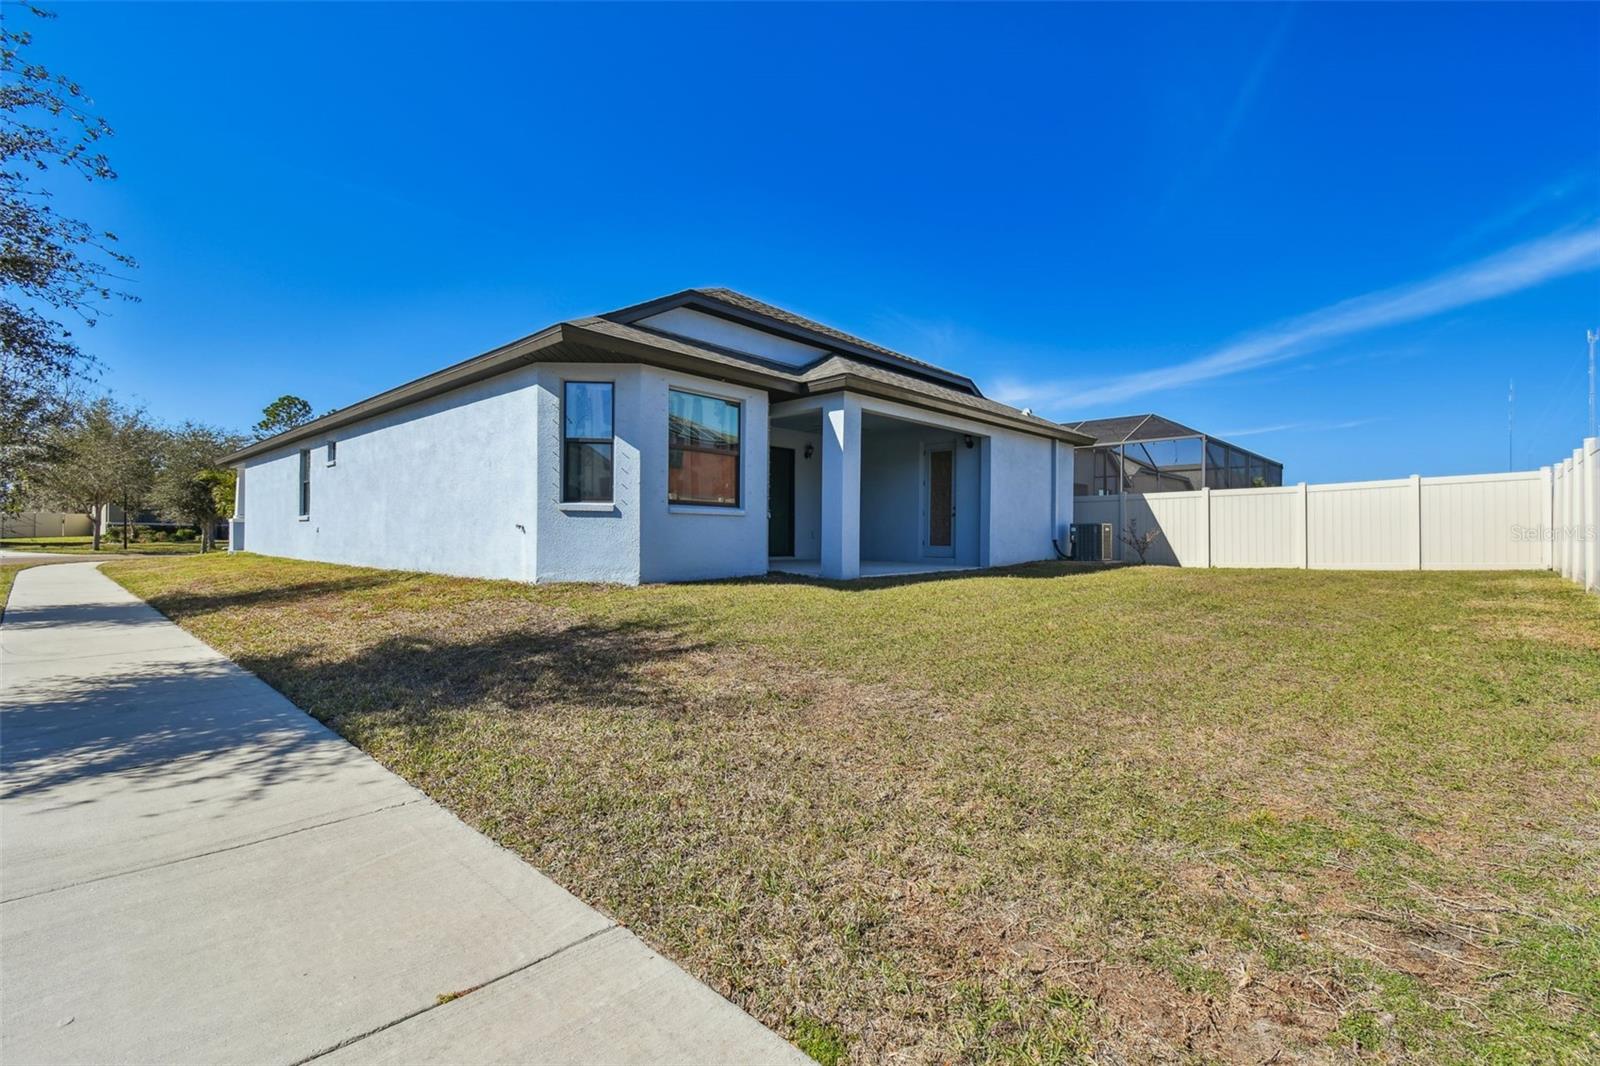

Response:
(297, 448), (311, 518)
(326, 439), (337, 467)
(667, 388), (743, 509)
(561, 381), (615, 504)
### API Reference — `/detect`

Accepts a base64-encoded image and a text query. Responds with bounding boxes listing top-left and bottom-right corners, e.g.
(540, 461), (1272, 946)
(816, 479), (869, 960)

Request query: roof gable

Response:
(604, 287), (980, 394)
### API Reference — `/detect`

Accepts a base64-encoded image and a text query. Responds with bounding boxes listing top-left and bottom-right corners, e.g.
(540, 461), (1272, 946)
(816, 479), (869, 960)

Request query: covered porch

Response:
(766, 392), (987, 580)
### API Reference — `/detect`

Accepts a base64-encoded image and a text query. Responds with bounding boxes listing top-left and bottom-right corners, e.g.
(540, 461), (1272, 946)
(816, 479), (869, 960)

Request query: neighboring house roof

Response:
(1065, 413), (1281, 464)
(1063, 414), (1203, 444)
(222, 290), (1092, 464)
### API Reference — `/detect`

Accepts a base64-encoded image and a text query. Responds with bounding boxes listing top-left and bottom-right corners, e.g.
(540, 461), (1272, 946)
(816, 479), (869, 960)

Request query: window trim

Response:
(667, 388), (742, 509)
(326, 439), (337, 467)
(297, 448), (311, 517)
(561, 380), (615, 504)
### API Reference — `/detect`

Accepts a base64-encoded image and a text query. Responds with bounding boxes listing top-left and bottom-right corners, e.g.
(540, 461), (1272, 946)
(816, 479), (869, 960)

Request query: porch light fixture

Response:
(963, 435), (975, 449)
(804, 443), (814, 459)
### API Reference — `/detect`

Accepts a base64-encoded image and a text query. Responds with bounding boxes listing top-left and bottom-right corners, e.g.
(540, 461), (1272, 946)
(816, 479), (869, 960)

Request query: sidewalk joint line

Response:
(291, 924), (619, 1065)
(0, 798), (424, 904)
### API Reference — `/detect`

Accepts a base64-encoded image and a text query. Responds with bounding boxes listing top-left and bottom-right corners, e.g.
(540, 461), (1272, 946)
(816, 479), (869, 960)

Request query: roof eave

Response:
(221, 320), (805, 465)
(803, 373), (1093, 444)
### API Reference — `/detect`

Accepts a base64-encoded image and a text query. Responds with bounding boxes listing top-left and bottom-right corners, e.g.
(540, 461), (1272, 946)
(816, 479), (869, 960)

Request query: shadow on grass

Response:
(736, 559), (1129, 592)
(6, 591), (702, 810)
(140, 573), (402, 619)
(240, 616), (707, 728)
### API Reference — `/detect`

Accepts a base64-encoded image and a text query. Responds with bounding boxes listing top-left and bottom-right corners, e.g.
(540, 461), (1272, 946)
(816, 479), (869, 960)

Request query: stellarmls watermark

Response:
(1511, 524), (1597, 542)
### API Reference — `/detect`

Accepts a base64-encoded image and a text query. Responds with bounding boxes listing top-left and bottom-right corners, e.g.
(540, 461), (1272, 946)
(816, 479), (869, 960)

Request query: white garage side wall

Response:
(532, 364), (642, 585)
(637, 366), (769, 583)
(240, 368), (540, 580)
(769, 426), (822, 560)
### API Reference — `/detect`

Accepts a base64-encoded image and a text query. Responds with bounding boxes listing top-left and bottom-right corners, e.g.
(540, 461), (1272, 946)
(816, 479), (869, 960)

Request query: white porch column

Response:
(228, 465), (246, 552)
(819, 393), (861, 580)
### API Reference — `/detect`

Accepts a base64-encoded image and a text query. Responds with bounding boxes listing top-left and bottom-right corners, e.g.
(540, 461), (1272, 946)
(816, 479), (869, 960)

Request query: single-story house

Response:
(222, 288), (1091, 584)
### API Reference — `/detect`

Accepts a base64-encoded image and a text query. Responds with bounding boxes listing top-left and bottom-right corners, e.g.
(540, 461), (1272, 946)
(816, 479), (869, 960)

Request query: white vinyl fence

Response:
(1, 511), (94, 539)
(1074, 436), (1598, 592)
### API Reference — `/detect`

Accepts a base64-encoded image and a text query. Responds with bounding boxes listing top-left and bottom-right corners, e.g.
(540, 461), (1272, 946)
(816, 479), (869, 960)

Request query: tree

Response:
(1119, 516), (1163, 565)
(254, 395), (313, 440)
(0, 6), (136, 514)
(153, 422), (244, 552)
(34, 396), (153, 551)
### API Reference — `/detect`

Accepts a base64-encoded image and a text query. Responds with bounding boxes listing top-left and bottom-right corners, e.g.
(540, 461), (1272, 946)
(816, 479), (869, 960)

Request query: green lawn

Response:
(2, 536), (205, 555)
(103, 554), (1600, 1063)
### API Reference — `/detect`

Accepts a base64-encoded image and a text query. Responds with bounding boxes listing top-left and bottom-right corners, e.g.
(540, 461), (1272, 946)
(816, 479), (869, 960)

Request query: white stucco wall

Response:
(241, 361), (772, 585)
(532, 363), (642, 584)
(239, 368), (541, 581)
(636, 366), (770, 583)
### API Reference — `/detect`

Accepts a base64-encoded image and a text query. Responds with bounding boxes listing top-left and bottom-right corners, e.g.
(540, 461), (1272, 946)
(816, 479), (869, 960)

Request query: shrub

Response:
(172, 528), (197, 542)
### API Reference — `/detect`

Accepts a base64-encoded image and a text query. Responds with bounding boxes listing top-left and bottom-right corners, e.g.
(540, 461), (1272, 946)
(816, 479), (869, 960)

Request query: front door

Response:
(925, 445), (955, 557)
(768, 446), (795, 557)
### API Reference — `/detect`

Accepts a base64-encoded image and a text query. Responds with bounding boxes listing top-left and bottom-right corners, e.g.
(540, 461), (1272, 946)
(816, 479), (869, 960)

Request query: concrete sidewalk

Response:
(1, 563), (805, 1066)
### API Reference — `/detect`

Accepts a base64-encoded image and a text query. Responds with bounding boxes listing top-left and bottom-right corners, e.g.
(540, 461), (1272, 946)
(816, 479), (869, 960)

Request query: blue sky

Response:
(33, 2), (1600, 481)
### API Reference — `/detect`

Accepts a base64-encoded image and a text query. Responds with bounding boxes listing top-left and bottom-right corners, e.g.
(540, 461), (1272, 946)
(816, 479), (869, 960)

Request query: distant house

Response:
(1065, 414), (1283, 496)
(223, 289), (1092, 584)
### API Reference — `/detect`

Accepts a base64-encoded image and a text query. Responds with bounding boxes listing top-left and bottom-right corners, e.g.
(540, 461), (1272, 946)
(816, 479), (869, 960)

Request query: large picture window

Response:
(668, 390), (740, 507)
(562, 382), (614, 503)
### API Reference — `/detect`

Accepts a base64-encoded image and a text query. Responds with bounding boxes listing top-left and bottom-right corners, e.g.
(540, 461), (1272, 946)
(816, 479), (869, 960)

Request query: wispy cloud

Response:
(1442, 170), (1595, 257)
(990, 223), (1600, 413)
(1153, 7), (1295, 221)
(1218, 418), (1378, 438)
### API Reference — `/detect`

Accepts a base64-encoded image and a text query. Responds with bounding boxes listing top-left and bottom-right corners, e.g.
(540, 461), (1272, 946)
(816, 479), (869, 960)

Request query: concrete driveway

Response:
(0, 563), (805, 1065)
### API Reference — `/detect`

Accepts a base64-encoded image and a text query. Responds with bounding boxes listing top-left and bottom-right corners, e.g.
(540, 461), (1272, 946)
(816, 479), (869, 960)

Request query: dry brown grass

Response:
(104, 555), (1600, 1063)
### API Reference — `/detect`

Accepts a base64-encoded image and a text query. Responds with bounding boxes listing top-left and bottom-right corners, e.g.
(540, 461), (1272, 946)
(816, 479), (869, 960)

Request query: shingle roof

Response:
(224, 290), (1094, 464)
(578, 318), (1083, 439)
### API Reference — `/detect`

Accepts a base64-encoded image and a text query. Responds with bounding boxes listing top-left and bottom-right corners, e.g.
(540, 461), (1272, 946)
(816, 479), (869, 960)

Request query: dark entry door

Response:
(768, 446), (795, 557)
(926, 446), (954, 556)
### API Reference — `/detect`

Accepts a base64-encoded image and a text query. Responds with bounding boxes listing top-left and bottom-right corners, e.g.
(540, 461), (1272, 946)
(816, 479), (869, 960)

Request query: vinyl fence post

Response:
(1199, 487), (1212, 567)
(1569, 450), (1580, 586)
(1540, 465), (1553, 571)
(1297, 482), (1309, 569)
(1584, 438), (1598, 592)
(1410, 474), (1424, 571)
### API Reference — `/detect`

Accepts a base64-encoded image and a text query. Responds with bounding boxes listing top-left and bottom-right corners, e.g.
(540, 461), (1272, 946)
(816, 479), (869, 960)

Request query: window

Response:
(562, 382), (614, 503)
(326, 440), (337, 466)
(298, 449), (311, 517)
(668, 389), (740, 507)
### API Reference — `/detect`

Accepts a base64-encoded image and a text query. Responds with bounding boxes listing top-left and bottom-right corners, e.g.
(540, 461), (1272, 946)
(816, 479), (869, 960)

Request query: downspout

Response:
(1051, 439), (1072, 560)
